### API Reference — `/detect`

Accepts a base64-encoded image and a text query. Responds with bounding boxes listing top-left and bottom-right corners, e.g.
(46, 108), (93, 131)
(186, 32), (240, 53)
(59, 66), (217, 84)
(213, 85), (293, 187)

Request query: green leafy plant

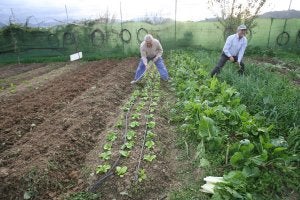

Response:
(146, 131), (156, 140)
(116, 120), (123, 129)
(141, 91), (148, 98)
(145, 114), (154, 119)
(143, 154), (156, 162)
(145, 140), (155, 149)
(153, 92), (160, 97)
(213, 171), (248, 199)
(126, 130), (136, 140)
(138, 101), (146, 107)
(119, 150), (130, 157)
(138, 169), (147, 182)
(132, 90), (140, 98)
(131, 113), (141, 120)
(153, 97), (160, 101)
(96, 164), (111, 174)
(147, 121), (156, 129)
(106, 132), (117, 142)
(9, 83), (16, 93)
(123, 104), (131, 112)
(103, 143), (112, 151)
(121, 141), (135, 150)
(99, 151), (112, 160)
(116, 166), (128, 177)
(167, 50), (299, 199)
(151, 102), (158, 107)
(135, 102), (146, 112)
(130, 121), (140, 128)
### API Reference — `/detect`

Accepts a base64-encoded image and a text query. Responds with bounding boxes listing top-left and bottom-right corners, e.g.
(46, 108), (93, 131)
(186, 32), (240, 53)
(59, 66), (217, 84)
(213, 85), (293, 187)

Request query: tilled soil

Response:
(0, 63), (49, 79)
(0, 59), (181, 200)
(0, 58), (138, 199)
(0, 62), (67, 90)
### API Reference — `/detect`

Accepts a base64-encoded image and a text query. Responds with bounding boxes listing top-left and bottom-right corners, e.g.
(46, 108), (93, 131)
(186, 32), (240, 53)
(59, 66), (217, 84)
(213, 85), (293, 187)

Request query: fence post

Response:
(174, 0), (177, 47)
(267, 18), (274, 47)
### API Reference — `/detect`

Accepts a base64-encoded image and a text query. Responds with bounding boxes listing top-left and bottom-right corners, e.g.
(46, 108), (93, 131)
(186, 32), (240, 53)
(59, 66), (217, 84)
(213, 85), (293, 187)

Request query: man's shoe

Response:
(130, 80), (136, 84)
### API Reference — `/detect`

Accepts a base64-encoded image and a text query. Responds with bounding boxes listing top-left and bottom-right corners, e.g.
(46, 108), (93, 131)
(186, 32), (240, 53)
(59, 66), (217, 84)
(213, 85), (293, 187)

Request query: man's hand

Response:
(153, 57), (158, 63)
(229, 56), (235, 62)
(145, 64), (149, 70)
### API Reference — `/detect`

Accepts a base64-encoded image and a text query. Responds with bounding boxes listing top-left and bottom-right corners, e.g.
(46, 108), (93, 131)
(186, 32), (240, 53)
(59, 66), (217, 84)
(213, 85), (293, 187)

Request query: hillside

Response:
(259, 9), (300, 18)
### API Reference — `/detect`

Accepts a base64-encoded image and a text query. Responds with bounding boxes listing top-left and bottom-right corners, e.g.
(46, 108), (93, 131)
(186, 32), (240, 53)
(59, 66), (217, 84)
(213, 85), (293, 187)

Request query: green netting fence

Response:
(0, 18), (299, 63)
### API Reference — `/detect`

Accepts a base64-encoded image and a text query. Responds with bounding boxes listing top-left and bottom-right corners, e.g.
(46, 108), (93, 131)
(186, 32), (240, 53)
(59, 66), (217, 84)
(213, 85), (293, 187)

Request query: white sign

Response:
(70, 52), (83, 61)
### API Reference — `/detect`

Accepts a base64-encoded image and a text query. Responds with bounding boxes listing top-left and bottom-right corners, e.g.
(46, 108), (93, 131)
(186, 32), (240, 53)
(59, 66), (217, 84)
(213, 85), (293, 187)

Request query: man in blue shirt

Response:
(211, 24), (248, 77)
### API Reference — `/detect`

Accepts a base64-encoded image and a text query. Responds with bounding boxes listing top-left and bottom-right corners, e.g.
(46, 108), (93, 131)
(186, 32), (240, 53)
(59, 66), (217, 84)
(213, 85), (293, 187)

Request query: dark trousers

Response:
(210, 52), (245, 77)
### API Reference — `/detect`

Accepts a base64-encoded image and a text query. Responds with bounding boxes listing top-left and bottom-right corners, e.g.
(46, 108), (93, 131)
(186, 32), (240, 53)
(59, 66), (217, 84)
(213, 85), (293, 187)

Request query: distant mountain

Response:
(259, 9), (300, 19)
(201, 10), (300, 22)
(27, 21), (65, 28)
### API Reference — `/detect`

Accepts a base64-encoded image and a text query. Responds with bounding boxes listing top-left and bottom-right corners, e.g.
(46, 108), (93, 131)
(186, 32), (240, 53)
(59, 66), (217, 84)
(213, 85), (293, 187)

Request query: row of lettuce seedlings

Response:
(90, 66), (161, 191)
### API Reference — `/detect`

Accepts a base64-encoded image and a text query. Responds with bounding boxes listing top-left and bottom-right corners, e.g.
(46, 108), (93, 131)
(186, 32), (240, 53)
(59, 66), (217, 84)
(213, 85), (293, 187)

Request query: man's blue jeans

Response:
(134, 57), (169, 81)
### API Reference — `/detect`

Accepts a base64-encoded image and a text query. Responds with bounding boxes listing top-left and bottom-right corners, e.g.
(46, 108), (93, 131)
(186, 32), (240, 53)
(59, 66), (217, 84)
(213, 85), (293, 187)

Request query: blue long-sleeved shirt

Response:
(223, 33), (247, 63)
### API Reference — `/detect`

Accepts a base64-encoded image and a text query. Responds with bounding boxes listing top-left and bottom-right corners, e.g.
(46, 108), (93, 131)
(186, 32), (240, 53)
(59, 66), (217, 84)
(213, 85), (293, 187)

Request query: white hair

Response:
(144, 34), (154, 42)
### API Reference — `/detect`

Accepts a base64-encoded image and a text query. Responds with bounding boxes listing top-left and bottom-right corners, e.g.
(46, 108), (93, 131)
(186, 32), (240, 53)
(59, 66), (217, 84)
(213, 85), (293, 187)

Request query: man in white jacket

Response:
(131, 34), (169, 84)
(210, 24), (248, 77)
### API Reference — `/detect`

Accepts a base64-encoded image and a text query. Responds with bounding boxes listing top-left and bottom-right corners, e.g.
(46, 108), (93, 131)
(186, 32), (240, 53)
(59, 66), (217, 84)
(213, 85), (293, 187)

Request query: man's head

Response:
(144, 34), (154, 48)
(237, 24), (247, 38)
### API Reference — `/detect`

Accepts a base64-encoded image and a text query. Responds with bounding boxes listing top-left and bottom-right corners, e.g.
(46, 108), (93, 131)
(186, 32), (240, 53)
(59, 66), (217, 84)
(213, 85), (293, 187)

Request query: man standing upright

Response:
(131, 34), (169, 84)
(210, 24), (248, 77)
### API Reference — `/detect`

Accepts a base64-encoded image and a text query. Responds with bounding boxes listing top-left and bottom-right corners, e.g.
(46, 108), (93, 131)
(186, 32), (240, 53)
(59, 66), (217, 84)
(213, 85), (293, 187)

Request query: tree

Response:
(141, 12), (172, 25)
(208, 0), (267, 40)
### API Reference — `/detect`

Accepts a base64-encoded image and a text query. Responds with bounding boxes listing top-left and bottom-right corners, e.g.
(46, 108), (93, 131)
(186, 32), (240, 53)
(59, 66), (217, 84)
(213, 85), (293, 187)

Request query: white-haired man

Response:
(131, 34), (169, 84)
(210, 24), (248, 77)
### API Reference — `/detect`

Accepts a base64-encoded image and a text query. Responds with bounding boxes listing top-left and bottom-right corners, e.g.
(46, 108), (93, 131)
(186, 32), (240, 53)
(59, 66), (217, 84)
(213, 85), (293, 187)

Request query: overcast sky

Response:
(0, 0), (299, 24)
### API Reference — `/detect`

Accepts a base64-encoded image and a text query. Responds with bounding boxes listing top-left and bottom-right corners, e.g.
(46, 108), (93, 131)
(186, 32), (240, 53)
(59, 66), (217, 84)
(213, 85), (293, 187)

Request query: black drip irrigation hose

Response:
(88, 98), (136, 192)
(133, 95), (153, 182)
(89, 67), (158, 192)
(133, 66), (158, 182)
